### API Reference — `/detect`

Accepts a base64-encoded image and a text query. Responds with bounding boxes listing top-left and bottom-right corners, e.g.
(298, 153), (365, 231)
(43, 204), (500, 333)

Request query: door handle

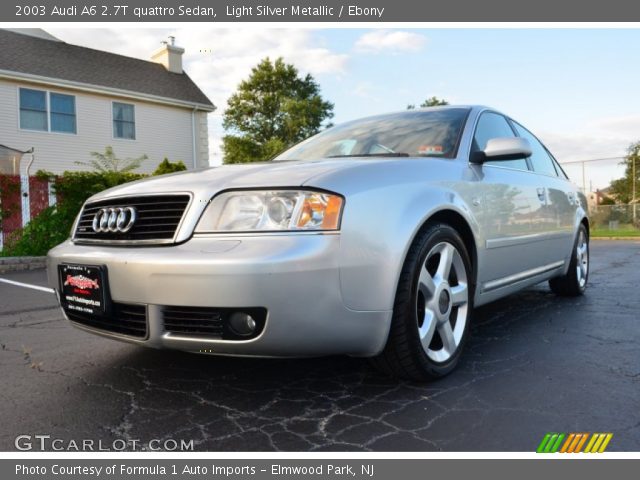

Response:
(536, 187), (546, 202)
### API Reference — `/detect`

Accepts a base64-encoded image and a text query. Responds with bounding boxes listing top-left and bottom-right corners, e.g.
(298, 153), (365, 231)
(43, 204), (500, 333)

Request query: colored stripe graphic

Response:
(584, 433), (598, 453)
(598, 433), (613, 453)
(585, 433), (614, 453)
(537, 433), (566, 453)
(560, 433), (575, 453)
(574, 433), (589, 453)
(550, 433), (565, 453)
(536, 433), (552, 453)
(538, 433), (613, 453)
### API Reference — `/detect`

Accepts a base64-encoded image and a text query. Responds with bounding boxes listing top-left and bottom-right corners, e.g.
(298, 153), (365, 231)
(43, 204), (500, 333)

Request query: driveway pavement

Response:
(1, 240), (638, 451)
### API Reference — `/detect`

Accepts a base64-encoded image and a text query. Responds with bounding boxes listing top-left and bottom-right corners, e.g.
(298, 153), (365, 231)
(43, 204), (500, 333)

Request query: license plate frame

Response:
(58, 264), (110, 316)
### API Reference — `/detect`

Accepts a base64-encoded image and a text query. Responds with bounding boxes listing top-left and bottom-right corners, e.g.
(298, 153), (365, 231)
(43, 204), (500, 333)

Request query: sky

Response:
(46, 27), (640, 189)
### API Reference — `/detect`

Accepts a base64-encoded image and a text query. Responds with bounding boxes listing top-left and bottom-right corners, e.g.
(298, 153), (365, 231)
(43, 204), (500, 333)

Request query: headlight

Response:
(195, 190), (343, 233)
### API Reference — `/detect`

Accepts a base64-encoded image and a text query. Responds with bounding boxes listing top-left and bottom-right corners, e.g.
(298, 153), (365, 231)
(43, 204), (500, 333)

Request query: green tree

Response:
(153, 158), (187, 175)
(222, 57), (334, 164)
(75, 146), (147, 173)
(407, 96), (449, 110)
(609, 141), (640, 204)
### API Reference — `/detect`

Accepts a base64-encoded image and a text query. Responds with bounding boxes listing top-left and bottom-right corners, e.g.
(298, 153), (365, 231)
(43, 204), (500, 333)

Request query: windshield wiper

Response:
(327, 153), (410, 158)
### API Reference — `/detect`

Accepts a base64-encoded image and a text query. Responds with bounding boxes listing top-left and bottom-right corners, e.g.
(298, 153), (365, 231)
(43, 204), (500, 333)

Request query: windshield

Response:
(274, 108), (470, 162)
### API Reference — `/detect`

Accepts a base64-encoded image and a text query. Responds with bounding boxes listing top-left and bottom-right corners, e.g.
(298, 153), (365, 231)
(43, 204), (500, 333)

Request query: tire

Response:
(370, 223), (473, 381)
(549, 223), (589, 297)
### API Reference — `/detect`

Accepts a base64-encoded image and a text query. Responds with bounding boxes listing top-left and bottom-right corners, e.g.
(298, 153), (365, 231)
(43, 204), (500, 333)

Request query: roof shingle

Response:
(0, 29), (214, 109)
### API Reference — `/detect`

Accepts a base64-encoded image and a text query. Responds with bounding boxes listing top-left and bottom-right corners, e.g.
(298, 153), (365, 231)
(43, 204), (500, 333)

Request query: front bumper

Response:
(46, 234), (391, 357)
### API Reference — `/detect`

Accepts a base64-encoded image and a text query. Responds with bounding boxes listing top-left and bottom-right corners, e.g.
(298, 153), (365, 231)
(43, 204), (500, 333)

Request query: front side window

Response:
(511, 121), (558, 177)
(19, 88), (76, 133)
(551, 157), (569, 180)
(472, 112), (528, 171)
(113, 102), (135, 140)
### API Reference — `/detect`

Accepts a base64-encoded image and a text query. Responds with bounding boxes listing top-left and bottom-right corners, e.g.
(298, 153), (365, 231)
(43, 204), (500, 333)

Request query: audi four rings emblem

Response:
(92, 207), (137, 233)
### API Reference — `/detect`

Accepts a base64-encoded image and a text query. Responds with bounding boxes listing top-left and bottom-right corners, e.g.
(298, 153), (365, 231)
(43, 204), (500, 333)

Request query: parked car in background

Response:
(47, 106), (589, 380)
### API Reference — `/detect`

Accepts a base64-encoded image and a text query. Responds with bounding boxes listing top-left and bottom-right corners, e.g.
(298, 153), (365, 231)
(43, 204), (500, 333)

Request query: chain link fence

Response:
(559, 157), (625, 194)
(589, 204), (639, 236)
(557, 156), (639, 236)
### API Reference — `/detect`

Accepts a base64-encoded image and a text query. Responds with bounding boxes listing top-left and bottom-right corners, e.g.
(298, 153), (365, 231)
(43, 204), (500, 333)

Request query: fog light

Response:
(228, 312), (257, 337)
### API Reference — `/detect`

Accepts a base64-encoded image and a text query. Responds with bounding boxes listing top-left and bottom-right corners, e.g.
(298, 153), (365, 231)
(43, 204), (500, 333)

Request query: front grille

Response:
(73, 194), (190, 244)
(162, 306), (267, 340)
(65, 302), (148, 338)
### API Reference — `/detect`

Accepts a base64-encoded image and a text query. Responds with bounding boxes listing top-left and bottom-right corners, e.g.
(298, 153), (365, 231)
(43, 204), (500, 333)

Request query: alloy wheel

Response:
(416, 241), (469, 363)
(576, 230), (589, 288)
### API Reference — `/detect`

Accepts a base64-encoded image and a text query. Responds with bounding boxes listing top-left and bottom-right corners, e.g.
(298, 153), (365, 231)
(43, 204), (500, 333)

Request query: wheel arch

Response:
(396, 206), (478, 296)
(424, 209), (478, 288)
(580, 216), (590, 236)
(336, 181), (482, 313)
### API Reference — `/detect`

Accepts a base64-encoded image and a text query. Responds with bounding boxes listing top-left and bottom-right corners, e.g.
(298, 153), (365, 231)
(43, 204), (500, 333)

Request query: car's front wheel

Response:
(371, 223), (473, 381)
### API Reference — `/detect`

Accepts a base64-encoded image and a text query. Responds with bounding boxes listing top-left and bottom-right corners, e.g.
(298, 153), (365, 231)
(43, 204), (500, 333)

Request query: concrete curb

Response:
(0, 256), (46, 273)
(591, 237), (640, 241)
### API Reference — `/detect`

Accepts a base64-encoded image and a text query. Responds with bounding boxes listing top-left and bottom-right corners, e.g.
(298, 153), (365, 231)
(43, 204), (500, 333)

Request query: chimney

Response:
(151, 36), (184, 74)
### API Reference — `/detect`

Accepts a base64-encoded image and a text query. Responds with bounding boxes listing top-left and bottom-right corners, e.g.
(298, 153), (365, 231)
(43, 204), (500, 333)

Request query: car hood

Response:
(87, 159), (385, 202)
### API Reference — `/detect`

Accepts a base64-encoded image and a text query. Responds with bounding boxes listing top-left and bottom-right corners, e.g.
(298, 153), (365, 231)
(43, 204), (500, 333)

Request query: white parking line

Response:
(0, 278), (55, 294)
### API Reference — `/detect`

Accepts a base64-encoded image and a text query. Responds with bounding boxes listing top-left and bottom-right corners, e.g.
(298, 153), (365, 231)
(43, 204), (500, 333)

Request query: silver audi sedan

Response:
(47, 106), (589, 380)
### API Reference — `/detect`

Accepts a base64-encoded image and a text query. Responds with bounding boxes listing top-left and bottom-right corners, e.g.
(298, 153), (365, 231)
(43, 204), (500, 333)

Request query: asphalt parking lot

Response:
(0, 240), (638, 452)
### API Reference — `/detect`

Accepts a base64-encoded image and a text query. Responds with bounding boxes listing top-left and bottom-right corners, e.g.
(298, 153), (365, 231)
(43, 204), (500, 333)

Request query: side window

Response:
(473, 112), (528, 171)
(511, 121), (557, 177)
(551, 157), (569, 180)
(50, 93), (76, 134)
(19, 88), (48, 131)
(113, 102), (136, 140)
(19, 88), (77, 134)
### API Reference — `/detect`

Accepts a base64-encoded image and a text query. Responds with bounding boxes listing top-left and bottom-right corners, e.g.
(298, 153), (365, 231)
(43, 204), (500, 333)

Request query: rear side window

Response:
(511, 121), (558, 177)
(473, 112), (529, 171)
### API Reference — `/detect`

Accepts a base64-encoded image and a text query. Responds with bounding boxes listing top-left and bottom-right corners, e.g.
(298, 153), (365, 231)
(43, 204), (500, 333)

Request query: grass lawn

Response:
(592, 228), (640, 238)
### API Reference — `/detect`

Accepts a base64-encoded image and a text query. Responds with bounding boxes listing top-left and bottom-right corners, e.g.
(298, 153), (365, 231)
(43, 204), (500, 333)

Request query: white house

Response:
(0, 28), (215, 175)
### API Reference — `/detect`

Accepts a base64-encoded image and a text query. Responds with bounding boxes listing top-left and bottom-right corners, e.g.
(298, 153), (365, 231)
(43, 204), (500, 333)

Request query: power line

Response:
(560, 156), (625, 165)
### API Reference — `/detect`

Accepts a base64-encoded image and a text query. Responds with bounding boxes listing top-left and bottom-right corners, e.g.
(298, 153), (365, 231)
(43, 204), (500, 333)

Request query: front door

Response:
(470, 111), (543, 291)
(510, 120), (575, 267)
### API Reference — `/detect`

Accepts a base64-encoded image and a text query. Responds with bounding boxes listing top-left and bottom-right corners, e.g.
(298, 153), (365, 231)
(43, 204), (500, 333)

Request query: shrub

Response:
(75, 146), (148, 173)
(1, 170), (146, 257)
(2, 156), (194, 257)
(1, 206), (69, 257)
(153, 158), (187, 175)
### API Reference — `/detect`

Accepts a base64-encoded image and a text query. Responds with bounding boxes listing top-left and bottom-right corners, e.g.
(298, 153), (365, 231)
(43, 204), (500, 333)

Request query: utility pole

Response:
(633, 148), (637, 224)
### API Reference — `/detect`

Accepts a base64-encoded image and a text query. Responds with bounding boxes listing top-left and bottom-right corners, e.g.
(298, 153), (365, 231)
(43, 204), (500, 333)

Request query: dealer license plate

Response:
(58, 264), (108, 315)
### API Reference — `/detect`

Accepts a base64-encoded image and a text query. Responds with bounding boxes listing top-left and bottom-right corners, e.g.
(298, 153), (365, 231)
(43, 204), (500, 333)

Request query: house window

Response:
(50, 93), (77, 133)
(19, 88), (77, 134)
(19, 88), (48, 131)
(113, 102), (135, 140)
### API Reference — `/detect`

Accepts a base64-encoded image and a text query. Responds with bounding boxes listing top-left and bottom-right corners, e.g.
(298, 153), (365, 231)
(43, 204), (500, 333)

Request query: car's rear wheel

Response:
(549, 224), (589, 296)
(371, 223), (473, 381)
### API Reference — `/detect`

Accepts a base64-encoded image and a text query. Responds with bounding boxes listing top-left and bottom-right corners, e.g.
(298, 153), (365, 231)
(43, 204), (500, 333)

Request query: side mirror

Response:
(472, 137), (532, 163)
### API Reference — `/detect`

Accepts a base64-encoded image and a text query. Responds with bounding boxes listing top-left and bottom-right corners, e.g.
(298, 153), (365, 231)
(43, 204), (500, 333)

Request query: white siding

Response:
(195, 110), (209, 169)
(0, 78), (207, 175)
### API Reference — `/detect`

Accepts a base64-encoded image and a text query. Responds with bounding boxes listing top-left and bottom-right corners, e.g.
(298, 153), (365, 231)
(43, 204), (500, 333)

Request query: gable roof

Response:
(0, 29), (214, 110)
